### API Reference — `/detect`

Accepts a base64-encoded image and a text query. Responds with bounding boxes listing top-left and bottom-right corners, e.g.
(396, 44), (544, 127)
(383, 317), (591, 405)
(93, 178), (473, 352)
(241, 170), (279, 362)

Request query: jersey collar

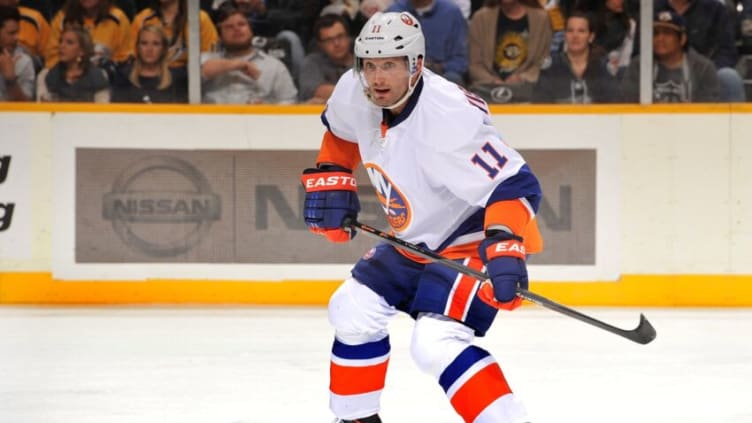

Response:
(382, 76), (424, 128)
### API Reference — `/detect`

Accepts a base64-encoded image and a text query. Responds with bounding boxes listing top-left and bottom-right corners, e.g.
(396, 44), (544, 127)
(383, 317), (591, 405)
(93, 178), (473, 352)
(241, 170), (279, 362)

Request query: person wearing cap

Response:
(300, 10), (544, 423)
(621, 9), (719, 103)
(656, 0), (744, 102)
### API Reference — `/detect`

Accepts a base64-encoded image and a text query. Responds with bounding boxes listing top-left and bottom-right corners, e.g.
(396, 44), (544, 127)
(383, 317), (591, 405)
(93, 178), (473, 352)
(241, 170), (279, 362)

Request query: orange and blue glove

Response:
(478, 230), (528, 310)
(301, 166), (360, 243)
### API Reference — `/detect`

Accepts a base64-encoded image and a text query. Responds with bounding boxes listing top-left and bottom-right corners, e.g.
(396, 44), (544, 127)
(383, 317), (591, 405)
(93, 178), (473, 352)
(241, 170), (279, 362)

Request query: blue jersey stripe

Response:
(438, 345), (490, 392)
(486, 164), (542, 213)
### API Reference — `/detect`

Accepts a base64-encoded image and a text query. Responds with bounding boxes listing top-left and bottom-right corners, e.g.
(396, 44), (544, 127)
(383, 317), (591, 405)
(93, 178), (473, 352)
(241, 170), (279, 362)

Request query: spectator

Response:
(0, 5), (34, 100)
(468, 0), (552, 103)
(386, 0), (468, 85)
(200, 4), (297, 103)
(657, 0), (745, 101)
(592, 0), (636, 79)
(45, 0), (132, 70)
(621, 10), (719, 102)
(299, 13), (352, 103)
(533, 11), (619, 103)
(37, 26), (110, 101)
(111, 24), (186, 102)
(0, 0), (50, 70)
(217, 0), (305, 82)
(131, 0), (218, 70)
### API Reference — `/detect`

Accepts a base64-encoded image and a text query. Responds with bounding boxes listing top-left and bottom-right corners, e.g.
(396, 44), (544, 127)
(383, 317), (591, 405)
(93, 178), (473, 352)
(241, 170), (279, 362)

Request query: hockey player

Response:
(300, 11), (543, 423)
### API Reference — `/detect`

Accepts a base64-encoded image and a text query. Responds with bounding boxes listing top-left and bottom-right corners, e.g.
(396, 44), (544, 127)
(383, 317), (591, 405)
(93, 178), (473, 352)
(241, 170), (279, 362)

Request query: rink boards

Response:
(1, 103), (752, 306)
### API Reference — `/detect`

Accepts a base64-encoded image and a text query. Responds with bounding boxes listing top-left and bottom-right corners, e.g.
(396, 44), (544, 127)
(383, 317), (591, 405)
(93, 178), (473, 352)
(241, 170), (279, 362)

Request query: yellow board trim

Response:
(2, 272), (751, 306)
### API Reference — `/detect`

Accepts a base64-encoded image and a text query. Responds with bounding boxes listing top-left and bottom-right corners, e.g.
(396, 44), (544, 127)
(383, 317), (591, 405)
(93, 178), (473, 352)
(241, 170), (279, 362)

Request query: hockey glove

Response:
(478, 231), (528, 311)
(301, 166), (360, 243)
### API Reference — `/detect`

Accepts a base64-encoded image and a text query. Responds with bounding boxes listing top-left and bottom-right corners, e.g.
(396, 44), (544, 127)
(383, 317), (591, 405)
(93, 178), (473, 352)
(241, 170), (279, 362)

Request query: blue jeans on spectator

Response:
(718, 67), (746, 102)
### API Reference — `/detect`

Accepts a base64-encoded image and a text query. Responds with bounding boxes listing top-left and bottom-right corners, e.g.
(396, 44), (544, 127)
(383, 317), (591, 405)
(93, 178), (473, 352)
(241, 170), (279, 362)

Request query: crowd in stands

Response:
(0, 0), (750, 104)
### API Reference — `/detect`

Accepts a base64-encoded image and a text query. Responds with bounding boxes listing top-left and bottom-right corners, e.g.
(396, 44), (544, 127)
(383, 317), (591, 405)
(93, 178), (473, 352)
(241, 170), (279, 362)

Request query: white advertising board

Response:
(51, 112), (621, 281)
(0, 118), (33, 261)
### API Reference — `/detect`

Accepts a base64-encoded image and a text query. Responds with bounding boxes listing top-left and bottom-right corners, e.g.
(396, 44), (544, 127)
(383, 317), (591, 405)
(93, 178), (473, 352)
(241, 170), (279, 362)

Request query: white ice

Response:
(1, 306), (751, 423)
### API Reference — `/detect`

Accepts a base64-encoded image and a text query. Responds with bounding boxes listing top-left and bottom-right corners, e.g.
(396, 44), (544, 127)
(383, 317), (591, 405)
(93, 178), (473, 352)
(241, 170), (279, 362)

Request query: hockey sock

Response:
(329, 336), (390, 419)
(439, 345), (513, 423)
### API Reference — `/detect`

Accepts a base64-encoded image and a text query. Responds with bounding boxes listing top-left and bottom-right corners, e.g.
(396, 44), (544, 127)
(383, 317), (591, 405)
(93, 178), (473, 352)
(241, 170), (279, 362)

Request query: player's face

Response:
(564, 17), (592, 55)
(137, 29), (165, 65)
(653, 26), (683, 59)
(318, 22), (351, 62)
(362, 57), (410, 108)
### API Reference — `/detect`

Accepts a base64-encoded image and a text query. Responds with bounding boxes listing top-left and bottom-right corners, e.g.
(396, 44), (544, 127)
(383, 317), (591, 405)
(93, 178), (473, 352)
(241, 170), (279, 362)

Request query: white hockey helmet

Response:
(354, 11), (425, 108)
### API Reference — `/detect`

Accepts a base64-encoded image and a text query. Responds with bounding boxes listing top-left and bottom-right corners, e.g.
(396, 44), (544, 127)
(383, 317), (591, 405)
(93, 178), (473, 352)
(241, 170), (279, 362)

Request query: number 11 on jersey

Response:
(471, 142), (508, 179)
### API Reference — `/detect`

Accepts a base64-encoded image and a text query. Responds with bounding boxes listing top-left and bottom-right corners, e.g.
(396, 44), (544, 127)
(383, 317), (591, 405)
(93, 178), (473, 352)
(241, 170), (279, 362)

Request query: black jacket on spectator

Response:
(44, 63), (109, 102)
(655, 0), (738, 68)
(111, 61), (187, 103)
(532, 51), (620, 103)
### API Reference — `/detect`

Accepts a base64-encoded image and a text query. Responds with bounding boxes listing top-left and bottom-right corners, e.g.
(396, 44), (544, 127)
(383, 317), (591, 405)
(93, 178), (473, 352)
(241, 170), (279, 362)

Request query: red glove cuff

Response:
(482, 238), (526, 261)
(301, 171), (357, 192)
(478, 280), (524, 311)
(311, 227), (353, 243)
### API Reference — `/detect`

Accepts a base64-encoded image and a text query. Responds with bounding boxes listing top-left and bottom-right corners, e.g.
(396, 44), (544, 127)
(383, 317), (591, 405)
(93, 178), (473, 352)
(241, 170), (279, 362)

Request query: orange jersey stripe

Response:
(447, 258), (483, 320)
(329, 359), (389, 396)
(316, 131), (361, 170)
(450, 363), (512, 423)
(523, 218), (544, 254)
(484, 199), (533, 236)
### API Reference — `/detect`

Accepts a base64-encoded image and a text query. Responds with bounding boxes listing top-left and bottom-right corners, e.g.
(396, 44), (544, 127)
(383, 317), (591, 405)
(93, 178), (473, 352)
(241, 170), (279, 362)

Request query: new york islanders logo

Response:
(365, 163), (412, 232)
(400, 13), (415, 26)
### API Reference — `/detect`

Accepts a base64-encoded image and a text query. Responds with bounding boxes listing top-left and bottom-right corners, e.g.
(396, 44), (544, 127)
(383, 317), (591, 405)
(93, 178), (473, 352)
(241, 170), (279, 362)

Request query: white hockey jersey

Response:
(319, 69), (541, 253)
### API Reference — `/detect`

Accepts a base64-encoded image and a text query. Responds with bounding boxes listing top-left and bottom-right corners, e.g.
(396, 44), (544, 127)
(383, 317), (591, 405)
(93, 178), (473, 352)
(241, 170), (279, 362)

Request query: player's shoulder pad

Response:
(417, 73), (487, 153)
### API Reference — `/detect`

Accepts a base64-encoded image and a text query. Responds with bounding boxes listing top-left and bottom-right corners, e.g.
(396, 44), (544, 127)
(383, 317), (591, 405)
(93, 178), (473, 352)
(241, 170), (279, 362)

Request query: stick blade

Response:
(628, 313), (657, 345)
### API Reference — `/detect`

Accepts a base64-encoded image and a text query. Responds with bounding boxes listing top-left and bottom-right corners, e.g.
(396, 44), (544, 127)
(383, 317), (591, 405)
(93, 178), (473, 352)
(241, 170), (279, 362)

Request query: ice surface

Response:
(1, 306), (751, 423)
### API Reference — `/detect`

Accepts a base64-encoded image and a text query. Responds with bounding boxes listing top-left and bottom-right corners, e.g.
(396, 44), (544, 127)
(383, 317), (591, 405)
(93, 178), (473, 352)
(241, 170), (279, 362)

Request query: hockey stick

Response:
(345, 219), (657, 345)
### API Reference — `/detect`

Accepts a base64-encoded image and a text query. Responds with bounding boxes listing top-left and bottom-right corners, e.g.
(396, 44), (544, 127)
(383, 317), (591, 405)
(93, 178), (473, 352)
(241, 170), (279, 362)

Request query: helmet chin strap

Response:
(384, 71), (421, 110)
